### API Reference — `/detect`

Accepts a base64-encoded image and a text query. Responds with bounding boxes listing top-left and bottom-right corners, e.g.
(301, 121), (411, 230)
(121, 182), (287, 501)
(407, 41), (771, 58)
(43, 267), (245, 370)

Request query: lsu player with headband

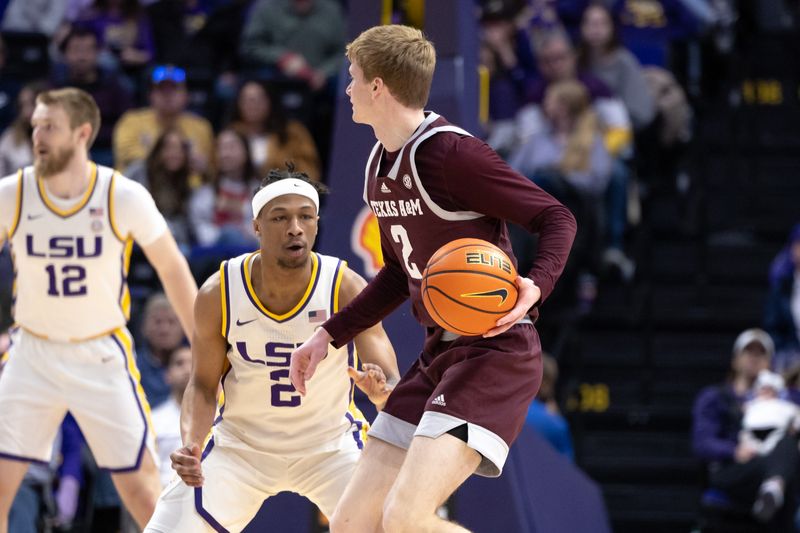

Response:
(144, 167), (400, 532)
(0, 88), (198, 532)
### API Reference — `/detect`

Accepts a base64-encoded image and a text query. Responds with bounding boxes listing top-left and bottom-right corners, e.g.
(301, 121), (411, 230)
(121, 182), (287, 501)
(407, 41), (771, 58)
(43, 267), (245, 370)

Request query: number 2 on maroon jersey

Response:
(390, 224), (422, 279)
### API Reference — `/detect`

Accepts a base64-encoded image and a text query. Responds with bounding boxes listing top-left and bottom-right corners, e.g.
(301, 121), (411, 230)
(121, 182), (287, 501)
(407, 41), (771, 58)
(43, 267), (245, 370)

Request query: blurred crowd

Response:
(0, 0), (798, 531)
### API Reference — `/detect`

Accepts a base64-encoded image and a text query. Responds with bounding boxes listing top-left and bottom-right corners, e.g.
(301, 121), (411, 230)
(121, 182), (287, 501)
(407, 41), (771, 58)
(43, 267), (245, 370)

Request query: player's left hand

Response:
(484, 276), (540, 338)
(349, 364), (394, 409)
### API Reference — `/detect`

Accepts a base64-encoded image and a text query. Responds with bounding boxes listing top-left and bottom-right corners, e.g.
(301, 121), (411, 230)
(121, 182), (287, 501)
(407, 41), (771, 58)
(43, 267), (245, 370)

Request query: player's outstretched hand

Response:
(349, 363), (394, 409)
(484, 276), (540, 338)
(171, 443), (204, 487)
(290, 327), (332, 395)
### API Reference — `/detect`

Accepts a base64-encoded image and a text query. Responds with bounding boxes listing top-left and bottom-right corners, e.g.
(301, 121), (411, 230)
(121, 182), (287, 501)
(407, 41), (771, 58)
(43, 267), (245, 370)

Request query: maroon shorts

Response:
(368, 322), (542, 477)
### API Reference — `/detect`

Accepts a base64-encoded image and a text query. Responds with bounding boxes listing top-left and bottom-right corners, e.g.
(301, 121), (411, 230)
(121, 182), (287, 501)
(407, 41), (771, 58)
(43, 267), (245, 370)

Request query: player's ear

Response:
(253, 219), (260, 236)
(76, 122), (92, 145)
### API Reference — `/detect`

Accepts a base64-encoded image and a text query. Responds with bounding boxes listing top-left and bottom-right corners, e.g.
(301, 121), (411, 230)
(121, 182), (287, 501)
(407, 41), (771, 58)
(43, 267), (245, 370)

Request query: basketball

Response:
(421, 238), (519, 336)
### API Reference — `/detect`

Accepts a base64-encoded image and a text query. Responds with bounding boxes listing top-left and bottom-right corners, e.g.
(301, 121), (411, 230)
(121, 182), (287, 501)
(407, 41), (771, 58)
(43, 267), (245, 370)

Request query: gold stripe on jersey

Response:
(108, 171), (125, 241)
(333, 261), (346, 314)
(112, 328), (154, 436)
(219, 261), (228, 337)
(335, 262), (369, 441)
(119, 238), (133, 320)
(243, 251), (319, 321)
(37, 162), (98, 217)
(8, 169), (23, 238)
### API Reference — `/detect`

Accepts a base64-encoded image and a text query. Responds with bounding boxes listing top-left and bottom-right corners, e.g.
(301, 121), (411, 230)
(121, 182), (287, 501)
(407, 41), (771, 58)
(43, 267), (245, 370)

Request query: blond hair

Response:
(36, 87), (101, 149)
(546, 80), (598, 173)
(346, 25), (436, 109)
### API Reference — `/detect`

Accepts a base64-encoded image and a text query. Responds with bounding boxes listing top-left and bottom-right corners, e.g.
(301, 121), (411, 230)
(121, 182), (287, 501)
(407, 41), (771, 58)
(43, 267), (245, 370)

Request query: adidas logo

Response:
(380, 182), (391, 193)
(431, 394), (446, 407)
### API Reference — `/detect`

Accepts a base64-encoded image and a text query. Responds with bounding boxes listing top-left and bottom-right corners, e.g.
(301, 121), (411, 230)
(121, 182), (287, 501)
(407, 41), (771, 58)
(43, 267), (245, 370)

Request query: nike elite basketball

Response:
(421, 238), (519, 336)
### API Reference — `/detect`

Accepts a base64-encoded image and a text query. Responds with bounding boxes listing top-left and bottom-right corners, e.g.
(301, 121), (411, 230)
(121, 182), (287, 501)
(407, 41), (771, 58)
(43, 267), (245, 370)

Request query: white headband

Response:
(251, 178), (320, 220)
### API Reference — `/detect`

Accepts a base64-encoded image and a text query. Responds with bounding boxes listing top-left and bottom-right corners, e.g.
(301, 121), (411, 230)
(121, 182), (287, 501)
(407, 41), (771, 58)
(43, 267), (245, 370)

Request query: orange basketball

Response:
(421, 238), (518, 336)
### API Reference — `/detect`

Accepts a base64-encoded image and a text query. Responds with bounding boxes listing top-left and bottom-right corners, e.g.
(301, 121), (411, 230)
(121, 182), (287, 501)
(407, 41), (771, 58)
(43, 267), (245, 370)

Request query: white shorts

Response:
(0, 328), (155, 471)
(144, 432), (361, 533)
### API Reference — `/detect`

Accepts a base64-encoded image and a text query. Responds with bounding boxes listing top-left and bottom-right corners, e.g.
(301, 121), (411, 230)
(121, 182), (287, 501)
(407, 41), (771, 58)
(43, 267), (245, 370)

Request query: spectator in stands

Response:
(146, 0), (251, 77)
(612, 0), (702, 68)
(523, 30), (634, 280)
(51, 25), (133, 164)
(510, 79), (612, 310)
(0, 80), (47, 176)
(135, 293), (187, 409)
(479, 0), (538, 156)
(511, 79), (613, 196)
(71, 0), (154, 71)
(692, 328), (800, 527)
(0, 35), (21, 133)
(525, 352), (574, 460)
(240, 0), (346, 93)
(739, 370), (799, 459)
(189, 128), (260, 248)
(521, 30), (632, 157)
(228, 80), (320, 181)
(1, 0), (66, 37)
(126, 128), (200, 251)
(765, 223), (800, 373)
(151, 345), (192, 487)
(113, 65), (214, 173)
(577, 2), (655, 132)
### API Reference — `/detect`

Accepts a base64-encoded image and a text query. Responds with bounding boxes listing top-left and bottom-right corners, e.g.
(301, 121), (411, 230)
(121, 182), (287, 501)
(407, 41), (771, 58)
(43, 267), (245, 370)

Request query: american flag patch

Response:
(89, 207), (104, 216)
(308, 309), (327, 323)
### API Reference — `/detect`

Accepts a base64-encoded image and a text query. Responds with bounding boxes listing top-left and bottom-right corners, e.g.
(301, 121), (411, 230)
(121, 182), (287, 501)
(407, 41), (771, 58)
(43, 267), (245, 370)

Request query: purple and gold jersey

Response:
(215, 251), (367, 456)
(2, 164), (166, 341)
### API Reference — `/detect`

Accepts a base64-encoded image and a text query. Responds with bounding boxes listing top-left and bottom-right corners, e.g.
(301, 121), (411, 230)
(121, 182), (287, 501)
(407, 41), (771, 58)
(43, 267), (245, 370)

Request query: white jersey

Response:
(214, 251), (367, 457)
(0, 163), (167, 341)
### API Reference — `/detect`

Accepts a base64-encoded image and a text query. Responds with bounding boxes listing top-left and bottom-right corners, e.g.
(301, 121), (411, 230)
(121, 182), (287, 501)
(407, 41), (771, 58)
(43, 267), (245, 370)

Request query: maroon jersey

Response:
(365, 113), (516, 327)
(325, 112), (576, 346)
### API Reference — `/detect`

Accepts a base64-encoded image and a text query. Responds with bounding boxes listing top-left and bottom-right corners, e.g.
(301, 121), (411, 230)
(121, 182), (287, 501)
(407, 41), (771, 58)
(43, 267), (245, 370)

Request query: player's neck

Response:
(253, 253), (314, 314)
(374, 107), (426, 152)
(40, 153), (92, 200)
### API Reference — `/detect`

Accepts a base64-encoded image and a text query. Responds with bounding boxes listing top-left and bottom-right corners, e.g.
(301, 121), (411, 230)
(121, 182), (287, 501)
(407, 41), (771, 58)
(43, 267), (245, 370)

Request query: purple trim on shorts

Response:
(0, 450), (50, 466)
(345, 412), (364, 450)
(194, 438), (230, 532)
(213, 366), (232, 425)
(201, 437), (215, 460)
(104, 334), (148, 473)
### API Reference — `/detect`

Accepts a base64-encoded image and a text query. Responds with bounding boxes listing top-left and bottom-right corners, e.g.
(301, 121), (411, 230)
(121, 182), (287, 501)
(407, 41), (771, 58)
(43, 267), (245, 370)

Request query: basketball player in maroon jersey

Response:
(290, 24), (577, 532)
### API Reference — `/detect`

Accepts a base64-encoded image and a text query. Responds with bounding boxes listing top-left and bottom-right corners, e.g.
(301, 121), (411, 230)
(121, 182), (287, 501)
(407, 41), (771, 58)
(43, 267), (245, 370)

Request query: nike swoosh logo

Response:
(236, 318), (257, 326)
(27, 214), (43, 220)
(101, 356), (115, 363)
(461, 288), (510, 306)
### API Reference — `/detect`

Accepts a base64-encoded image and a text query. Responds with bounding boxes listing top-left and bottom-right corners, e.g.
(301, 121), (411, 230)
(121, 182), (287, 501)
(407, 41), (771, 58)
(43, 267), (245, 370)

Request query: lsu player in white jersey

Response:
(0, 88), (198, 532)
(144, 168), (400, 532)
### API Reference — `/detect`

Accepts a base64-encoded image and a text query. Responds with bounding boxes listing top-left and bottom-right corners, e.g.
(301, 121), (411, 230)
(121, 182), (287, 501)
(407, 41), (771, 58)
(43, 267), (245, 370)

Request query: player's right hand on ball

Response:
(171, 443), (204, 487)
